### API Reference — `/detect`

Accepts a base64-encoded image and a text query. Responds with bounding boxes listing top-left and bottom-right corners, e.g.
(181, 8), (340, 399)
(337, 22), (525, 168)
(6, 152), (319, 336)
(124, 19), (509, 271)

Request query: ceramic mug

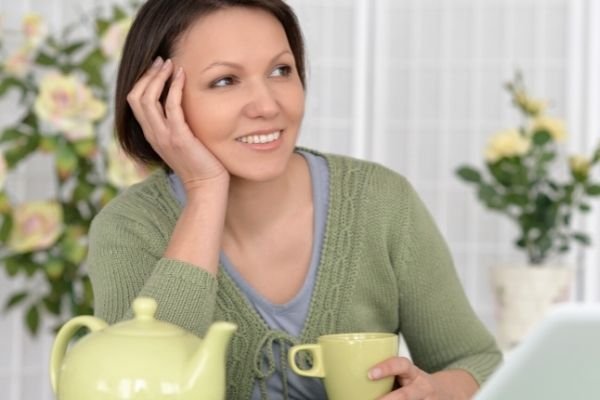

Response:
(288, 332), (399, 400)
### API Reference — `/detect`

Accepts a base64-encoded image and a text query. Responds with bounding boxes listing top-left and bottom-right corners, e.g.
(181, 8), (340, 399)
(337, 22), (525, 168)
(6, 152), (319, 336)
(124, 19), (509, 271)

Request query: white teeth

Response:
(237, 131), (281, 144)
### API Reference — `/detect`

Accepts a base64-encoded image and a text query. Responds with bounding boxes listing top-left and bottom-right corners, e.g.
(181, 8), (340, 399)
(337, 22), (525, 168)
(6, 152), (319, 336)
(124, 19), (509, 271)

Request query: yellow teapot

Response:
(50, 297), (237, 400)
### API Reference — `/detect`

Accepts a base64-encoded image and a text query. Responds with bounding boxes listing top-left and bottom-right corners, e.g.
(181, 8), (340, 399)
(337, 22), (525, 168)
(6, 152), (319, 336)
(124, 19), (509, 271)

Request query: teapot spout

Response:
(184, 321), (237, 395)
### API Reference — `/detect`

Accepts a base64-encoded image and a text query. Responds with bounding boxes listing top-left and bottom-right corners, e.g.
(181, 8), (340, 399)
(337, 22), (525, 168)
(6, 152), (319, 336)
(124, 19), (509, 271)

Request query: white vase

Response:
(491, 264), (572, 350)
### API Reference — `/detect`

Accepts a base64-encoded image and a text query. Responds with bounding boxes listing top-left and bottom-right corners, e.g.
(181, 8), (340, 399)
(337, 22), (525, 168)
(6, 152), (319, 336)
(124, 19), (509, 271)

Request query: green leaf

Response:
(456, 166), (482, 183)
(56, 141), (78, 179)
(586, 185), (600, 196)
(478, 184), (506, 210)
(539, 151), (556, 163)
(4, 292), (28, 311)
(0, 213), (13, 242)
(35, 52), (57, 66)
(25, 304), (40, 335)
(532, 130), (551, 145)
(96, 19), (111, 36)
(113, 5), (129, 20)
(74, 180), (95, 201)
(505, 193), (528, 206)
(579, 203), (591, 212)
(80, 48), (107, 88)
(0, 128), (24, 144)
(573, 233), (591, 246)
(0, 77), (24, 96)
(63, 41), (87, 55)
(4, 134), (41, 167)
(43, 297), (62, 316)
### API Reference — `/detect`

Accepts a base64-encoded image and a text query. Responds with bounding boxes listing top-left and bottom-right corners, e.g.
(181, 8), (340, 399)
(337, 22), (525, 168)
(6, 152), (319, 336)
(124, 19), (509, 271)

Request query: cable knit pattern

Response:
(87, 149), (502, 400)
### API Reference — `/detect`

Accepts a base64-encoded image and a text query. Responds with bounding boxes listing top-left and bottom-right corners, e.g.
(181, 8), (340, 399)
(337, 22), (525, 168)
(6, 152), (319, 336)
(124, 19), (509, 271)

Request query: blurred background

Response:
(1, 0), (599, 399)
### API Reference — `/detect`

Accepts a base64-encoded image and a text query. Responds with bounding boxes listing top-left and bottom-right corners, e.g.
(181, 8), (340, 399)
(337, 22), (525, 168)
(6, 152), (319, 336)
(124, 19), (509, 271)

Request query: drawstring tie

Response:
(253, 331), (312, 400)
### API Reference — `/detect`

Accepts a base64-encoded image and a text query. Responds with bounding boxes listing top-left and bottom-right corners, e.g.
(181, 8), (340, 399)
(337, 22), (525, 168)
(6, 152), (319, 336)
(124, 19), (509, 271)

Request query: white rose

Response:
(532, 116), (567, 141)
(34, 73), (107, 141)
(484, 129), (531, 163)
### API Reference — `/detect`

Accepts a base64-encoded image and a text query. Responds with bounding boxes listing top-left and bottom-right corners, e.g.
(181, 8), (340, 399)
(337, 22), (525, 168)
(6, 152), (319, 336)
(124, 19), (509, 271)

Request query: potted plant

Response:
(0, 2), (146, 336)
(456, 73), (600, 348)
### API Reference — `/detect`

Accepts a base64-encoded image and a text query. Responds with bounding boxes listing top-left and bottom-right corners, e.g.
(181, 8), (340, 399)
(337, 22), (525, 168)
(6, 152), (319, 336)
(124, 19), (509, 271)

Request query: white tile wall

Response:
(1, 0), (599, 399)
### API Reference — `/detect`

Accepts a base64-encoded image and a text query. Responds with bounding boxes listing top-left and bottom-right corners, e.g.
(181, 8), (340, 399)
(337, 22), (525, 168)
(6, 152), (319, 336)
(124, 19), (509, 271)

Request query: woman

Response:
(88, 0), (502, 399)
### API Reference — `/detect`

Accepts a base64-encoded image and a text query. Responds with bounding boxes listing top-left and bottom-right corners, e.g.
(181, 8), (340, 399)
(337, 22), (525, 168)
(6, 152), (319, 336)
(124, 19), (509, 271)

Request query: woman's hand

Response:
(369, 357), (478, 400)
(126, 57), (229, 193)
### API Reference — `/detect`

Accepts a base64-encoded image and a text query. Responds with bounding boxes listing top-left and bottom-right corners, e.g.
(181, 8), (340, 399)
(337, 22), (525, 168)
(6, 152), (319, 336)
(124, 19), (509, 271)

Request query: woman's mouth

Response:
(236, 130), (281, 144)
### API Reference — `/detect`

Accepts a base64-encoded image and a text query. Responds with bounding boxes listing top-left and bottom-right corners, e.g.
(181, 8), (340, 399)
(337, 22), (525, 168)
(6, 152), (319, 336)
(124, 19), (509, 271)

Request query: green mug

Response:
(288, 332), (399, 400)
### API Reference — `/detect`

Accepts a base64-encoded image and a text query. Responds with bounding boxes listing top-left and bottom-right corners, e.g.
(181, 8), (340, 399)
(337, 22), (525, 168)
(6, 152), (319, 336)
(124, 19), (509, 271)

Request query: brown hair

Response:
(115, 0), (306, 167)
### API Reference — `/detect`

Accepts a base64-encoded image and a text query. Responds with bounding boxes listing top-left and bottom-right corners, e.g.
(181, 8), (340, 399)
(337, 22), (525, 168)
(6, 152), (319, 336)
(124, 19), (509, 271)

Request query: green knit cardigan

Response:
(87, 150), (502, 399)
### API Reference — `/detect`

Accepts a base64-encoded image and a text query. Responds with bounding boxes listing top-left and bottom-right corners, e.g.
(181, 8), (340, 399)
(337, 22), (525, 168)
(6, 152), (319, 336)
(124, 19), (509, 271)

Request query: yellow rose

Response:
(22, 13), (47, 49)
(569, 155), (591, 181)
(107, 140), (149, 187)
(0, 152), (6, 190)
(532, 116), (567, 141)
(34, 73), (107, 141)
(4, 46), (33, 77)
(8, 201), (63, 253)
(515, 90), (546, 116)
(485, 129), (531, 163)
(100, 18), (133, 59)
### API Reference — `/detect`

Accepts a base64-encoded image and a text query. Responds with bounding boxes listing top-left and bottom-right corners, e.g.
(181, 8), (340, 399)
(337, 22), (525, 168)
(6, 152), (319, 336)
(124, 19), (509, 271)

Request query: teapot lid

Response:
(108, 297), (187, 337)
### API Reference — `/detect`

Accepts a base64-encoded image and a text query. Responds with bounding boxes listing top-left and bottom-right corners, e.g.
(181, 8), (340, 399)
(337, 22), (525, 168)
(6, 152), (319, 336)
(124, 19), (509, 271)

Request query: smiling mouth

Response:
(236, 130), (282, 144)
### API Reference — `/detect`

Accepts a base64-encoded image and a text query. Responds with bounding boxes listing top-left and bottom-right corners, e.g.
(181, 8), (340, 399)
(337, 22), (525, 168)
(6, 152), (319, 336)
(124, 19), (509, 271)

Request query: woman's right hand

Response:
(126, 57), (229, 193)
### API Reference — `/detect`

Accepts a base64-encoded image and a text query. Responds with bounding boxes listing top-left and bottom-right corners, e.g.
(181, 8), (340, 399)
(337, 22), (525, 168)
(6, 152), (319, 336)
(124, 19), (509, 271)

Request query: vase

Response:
(491, 264), (573, 350)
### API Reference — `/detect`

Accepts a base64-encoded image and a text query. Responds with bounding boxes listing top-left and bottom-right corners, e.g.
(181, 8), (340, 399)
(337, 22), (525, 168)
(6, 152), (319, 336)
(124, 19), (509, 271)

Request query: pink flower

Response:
(8, 201), (63, 253)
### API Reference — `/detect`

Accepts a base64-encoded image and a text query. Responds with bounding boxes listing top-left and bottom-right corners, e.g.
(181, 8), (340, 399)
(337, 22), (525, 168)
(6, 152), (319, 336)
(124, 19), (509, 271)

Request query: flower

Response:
(532, 116), (567, 142)
(100, 17), (133, 59)
(107, 139), (149, 187)
(457, 73), (600, 265)
(4, 46), (33, 77)
(569, 155), (591, 181)
(484, 129), (531, 163)
(514, 90), (546, 116)
(8, 201), (63, 253)
(22, 13), (47, 49)
(0, 3), (138, 336)
(0, 152), (6, 190)
(34, 72), (107, 141)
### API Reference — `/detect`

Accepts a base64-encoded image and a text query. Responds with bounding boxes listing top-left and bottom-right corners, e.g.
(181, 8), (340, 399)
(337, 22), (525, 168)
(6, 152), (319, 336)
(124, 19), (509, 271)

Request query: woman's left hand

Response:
(369, 357), (441, 400)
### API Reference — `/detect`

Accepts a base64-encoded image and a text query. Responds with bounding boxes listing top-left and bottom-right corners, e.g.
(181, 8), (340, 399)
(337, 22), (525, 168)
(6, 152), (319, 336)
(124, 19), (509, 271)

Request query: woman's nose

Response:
(244, 81), (280, 119)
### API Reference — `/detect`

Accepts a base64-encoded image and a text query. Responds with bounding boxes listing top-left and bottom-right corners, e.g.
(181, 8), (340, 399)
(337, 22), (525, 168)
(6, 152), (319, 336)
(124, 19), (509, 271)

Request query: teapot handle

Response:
(50, 316), (108, 394)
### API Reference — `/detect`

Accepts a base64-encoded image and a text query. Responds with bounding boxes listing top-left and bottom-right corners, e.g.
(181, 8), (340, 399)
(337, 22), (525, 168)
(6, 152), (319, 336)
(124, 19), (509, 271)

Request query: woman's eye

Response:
(211, 76), (236, 88)
(271, 65), (292, 77)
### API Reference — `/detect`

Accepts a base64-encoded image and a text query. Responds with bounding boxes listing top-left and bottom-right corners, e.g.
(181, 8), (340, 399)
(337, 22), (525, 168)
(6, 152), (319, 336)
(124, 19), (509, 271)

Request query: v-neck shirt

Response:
(167, 150), (329, 399)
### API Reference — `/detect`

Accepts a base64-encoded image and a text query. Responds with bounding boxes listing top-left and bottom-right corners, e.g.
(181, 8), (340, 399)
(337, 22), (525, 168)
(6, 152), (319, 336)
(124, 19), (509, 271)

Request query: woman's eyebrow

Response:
(201, 49), (292, 73)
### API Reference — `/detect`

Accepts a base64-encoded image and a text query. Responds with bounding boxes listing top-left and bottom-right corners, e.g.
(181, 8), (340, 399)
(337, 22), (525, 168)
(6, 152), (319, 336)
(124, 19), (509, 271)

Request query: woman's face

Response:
(172, 7), (305, 182)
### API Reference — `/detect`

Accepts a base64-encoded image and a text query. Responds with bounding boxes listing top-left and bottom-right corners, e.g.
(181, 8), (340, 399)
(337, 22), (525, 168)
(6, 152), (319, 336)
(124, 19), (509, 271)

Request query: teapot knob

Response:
(132, 297), (157, 320)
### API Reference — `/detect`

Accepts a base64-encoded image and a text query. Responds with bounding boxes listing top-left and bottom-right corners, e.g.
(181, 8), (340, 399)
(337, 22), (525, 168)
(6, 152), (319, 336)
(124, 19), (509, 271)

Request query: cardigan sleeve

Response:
(87, 192), (218, 337)
(389, 174), (502, 385)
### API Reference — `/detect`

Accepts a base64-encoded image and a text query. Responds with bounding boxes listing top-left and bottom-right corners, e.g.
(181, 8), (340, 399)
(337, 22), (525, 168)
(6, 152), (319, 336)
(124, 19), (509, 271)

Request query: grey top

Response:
(168, 150), (329, 399)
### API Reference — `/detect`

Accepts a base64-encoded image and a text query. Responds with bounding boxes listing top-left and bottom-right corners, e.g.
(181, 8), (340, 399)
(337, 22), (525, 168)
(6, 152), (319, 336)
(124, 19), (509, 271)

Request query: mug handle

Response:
(288, 344), (325, 377)
(50, 316), (108, 394)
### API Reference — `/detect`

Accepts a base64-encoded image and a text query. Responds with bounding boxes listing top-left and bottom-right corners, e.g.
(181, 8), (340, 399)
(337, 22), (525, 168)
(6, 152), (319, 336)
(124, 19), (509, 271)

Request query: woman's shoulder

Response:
(302, 148), (413, 194)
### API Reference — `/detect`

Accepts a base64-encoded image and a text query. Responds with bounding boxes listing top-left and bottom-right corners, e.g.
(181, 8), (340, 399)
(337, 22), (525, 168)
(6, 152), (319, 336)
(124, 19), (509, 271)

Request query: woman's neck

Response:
(224, 152), (312, 241)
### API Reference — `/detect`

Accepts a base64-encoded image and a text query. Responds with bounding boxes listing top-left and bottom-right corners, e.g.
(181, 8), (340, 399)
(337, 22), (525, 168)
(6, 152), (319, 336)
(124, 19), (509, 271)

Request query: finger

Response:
(138, 60), (175, 146)
(164, 66), (189, 133)
(127, 57), (164, 102)
(127, 57), (166, 141)
(376, 385), (420, 400)
(369, 357), (419, 381)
